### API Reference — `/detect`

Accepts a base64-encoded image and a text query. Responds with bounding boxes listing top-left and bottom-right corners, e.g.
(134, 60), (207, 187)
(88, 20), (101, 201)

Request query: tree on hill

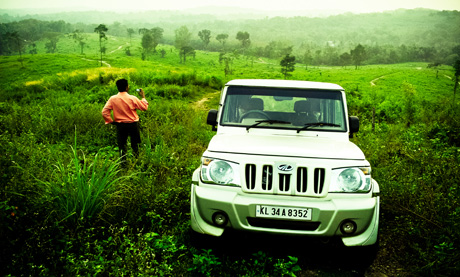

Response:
(236, 31), (251, 55)
(70, 29), (86, 55)
(219, 51), (237, 77)
(280, 54), (296, 79)
(109, 21), (124, 37)
(139, 27), (163, 60)
(216, 33), (228, 50)
(44, 32), (60, 54)
(141, 32), (154, 60)
(198, 29), (211, 50)
(174, 26), (192, 63)
(138, 28), (149, 35)
(150, 27), (164, 53)
(5, 31), (25, 67)
(94, 24), (108, 67)
(351, 44), (366, 69)
(339, 52), (352, 67)
(303, 49), (313, 70)
(127, 28), (135, 44)
(180, 46), (195, 64)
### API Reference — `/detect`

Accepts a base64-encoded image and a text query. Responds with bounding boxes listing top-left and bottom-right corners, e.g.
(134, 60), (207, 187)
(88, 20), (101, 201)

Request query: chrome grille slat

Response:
(314, 168), (325, 194)
(297, 167), (308, 193)
(262, 165), (273, 190)
(243, 164), (327, 196)
(279, 174), (291, 192)
(245, 164), (256, 190)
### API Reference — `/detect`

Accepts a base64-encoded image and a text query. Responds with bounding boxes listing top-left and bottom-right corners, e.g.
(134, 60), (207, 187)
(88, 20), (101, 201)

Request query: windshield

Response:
(220, 86), (347, 132)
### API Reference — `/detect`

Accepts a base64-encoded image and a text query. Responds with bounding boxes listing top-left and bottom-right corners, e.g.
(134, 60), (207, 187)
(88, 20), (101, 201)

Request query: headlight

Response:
(200, 158), (241, 186)
(329, 167), (371, 193)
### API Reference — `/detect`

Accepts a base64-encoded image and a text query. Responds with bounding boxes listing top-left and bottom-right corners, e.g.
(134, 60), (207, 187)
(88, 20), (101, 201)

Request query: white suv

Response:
(190, 79), (379, 246)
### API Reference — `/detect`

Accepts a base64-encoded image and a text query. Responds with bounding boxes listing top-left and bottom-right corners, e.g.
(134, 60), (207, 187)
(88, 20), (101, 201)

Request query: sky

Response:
(1, 0), (460, 13)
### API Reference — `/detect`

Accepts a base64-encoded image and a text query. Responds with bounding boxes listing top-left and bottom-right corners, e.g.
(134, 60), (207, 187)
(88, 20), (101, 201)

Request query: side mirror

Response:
(348, 116), (359, 138)
(207, 109), (218, 131)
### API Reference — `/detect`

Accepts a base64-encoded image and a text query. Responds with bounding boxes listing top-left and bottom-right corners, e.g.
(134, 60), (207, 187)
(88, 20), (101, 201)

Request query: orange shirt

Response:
(102, 91), (148, 124)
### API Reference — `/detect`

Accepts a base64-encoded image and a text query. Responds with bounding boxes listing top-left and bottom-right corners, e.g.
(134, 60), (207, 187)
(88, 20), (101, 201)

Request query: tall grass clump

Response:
(38, 134), (123, 226)
(128, 71), (223, 91)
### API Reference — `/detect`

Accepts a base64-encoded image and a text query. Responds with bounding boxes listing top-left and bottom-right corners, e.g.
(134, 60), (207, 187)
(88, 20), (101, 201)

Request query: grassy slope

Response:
(0, 37), (459, 276)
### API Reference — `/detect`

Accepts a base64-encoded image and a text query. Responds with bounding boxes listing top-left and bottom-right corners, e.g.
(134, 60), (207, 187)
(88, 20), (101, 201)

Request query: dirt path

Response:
(194, 97), (210, 109)
(109, 45), (123, 54)
(370, 76), (384, 86)
(81, 44), (129, 67)
(81, 58), (111, 67)
(444, 74), (460, 84)
(193, 90), (220, 110)
(109, 43), (129, 54)
(370, 71), (401, 86)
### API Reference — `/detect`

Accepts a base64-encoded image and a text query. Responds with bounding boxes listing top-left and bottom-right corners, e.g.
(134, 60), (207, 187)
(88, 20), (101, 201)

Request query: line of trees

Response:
(1, 18), (459, 69)
(0, 19), (72, 56)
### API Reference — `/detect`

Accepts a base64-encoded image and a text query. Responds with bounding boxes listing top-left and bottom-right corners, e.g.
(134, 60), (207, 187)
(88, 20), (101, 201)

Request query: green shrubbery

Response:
(36, 137), (124, 227)
(355, 119), (460, 275)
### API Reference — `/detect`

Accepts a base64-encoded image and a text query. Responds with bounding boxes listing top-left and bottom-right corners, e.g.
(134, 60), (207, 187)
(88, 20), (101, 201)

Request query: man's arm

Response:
(102, 99), (114, 124)
(136, 88), (149, 111)
(138, 88), (145, 99)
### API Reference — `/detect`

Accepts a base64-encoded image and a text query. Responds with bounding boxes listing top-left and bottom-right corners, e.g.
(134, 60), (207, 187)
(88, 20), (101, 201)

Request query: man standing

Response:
(102, 79), (148, 160)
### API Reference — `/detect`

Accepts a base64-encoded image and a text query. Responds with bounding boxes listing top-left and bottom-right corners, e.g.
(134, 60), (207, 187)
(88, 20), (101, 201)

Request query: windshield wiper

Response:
(296, 122), (341, 133)
(246, 120), (291, 131)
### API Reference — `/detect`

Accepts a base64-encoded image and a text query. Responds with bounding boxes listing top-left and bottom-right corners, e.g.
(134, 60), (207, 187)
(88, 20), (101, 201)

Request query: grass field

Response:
(1, 36), (459, 276)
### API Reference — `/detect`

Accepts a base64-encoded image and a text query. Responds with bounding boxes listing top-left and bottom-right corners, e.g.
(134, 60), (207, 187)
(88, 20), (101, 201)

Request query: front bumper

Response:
(191, 176), (379, 246)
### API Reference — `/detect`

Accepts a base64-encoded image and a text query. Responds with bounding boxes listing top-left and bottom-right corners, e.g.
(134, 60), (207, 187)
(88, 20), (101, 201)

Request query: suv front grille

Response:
(244, 164), (327, 197)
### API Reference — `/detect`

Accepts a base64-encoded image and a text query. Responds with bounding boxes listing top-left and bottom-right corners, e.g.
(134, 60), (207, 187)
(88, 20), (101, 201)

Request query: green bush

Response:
(62, 228), (187, 276)
(36, 137), (124, 227)
(188, 249), (221, 276)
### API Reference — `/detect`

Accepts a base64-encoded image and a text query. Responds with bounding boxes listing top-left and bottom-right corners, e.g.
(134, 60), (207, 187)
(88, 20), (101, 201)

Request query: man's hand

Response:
(138, 88), (145, 99)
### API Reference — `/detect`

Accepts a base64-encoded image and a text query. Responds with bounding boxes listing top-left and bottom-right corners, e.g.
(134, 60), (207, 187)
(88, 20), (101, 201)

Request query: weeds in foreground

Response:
(36, 132), (125, 227)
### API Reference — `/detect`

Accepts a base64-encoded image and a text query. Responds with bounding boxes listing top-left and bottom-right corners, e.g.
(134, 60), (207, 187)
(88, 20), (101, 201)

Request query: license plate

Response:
(256, 205), (312, 221)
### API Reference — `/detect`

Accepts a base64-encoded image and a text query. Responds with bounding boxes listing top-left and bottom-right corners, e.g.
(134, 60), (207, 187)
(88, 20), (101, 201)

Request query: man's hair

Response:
(116, 79), (128, 92)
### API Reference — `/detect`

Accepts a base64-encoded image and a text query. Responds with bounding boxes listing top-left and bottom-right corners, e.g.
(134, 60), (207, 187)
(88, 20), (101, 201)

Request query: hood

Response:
(207, 133), (365, 160)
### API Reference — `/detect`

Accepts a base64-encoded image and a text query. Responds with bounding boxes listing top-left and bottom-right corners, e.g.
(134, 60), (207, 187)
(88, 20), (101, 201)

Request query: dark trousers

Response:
(115, 122), (141, 159)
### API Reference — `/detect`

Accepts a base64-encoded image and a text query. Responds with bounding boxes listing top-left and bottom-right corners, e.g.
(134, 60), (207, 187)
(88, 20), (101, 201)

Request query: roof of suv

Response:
(225, 79), (344, 90)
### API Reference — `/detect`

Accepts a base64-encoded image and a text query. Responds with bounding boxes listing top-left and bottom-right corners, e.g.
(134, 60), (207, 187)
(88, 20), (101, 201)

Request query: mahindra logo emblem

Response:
(278, 164), (293, 171)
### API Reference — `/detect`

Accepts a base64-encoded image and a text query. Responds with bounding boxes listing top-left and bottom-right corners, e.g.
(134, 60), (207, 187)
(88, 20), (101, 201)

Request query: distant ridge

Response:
(182, 5), (346, 17)
(0, 6), (364, 22)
